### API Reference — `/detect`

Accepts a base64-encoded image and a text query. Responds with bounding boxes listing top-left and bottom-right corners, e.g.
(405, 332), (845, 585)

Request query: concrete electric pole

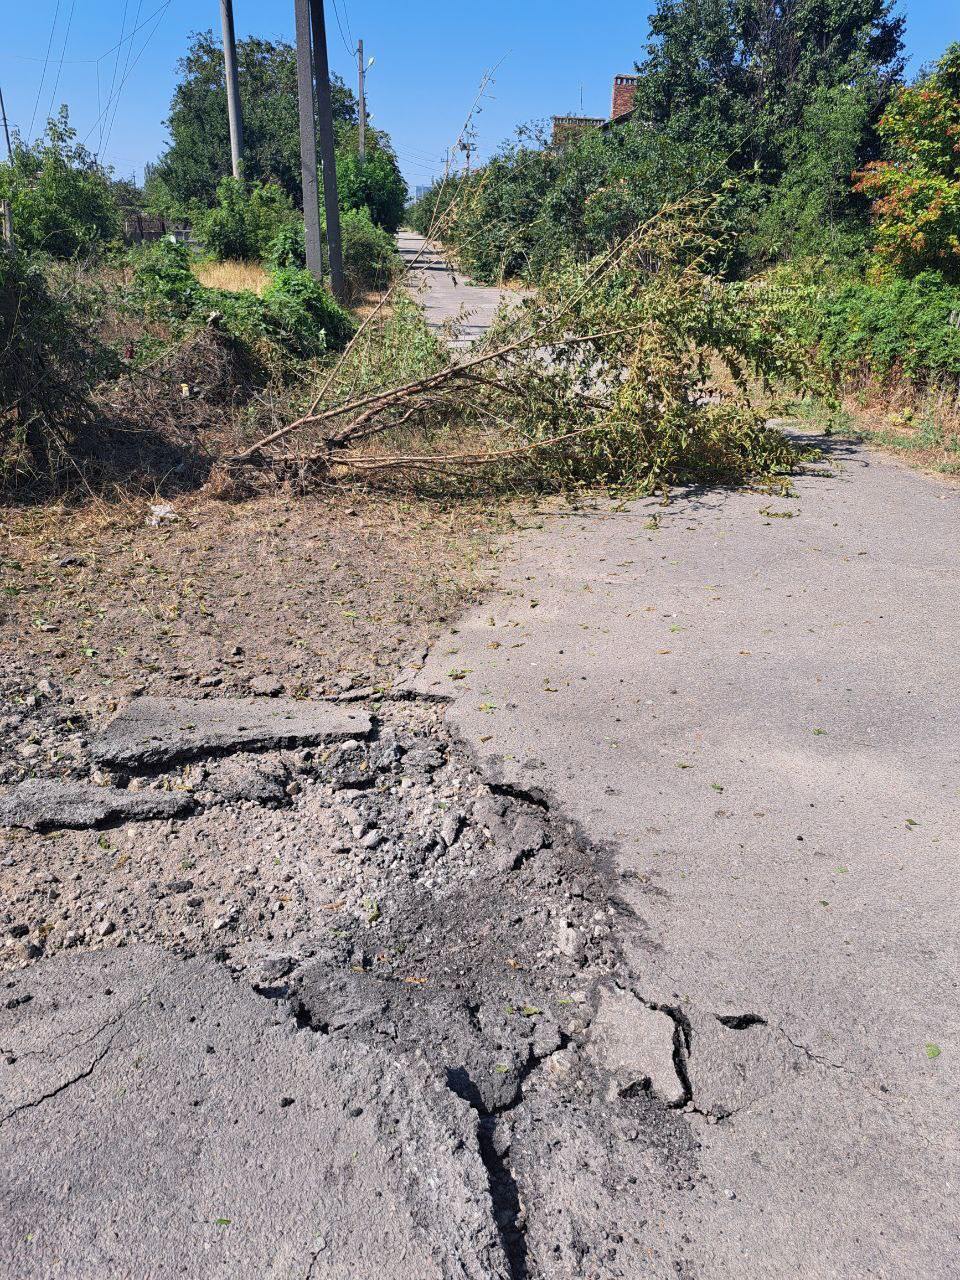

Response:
(293, 0), (324, 279)
(0, 82), (13, 163)
(219, 0), (244, 179)
(308, 0), (345, 299)
(357, 39), (366, 165)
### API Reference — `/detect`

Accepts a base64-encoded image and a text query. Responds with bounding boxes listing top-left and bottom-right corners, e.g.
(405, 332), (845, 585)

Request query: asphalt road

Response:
(411, 440), (960, 1275)
(398, 230), (518, 348)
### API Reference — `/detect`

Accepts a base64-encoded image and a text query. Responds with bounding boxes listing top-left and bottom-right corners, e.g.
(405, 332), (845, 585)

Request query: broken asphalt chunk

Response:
(0, 778), (194, 832)
(91, 696), (372, 769)
(588, 986), (687, 1107)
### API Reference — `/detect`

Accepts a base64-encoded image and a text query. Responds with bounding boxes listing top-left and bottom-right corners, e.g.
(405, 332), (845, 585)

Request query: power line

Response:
(45, 0), (78, 125)
(28, 0), (62, 141)
(100, 0), (131, 153)
(330, 0), (353, 58)
(83, 0), (171, 153)
(2, 1), (175, 67)
(102, 0), (144, 157)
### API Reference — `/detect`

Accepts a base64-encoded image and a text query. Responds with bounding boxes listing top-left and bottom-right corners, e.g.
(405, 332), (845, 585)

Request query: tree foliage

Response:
(853, 43), (960, 280)
(192, 176), (299, 260)
(0, 109), (120, 258)
(419, 0), (907, 282)
(147, 30), (357, 212)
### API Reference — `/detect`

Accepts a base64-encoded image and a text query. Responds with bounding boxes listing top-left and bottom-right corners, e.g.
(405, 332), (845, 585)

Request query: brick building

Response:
(551, 73), (640, 144)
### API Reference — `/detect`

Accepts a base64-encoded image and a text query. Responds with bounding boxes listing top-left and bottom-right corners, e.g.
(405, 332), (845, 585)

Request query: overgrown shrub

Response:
(265, 207), (398, 300)
(853, 43), (960, 282)
(0, 251), (106, 481)
(787, 269), (960, 386)
(265, 222), (305, 270)
(339, 206), (398, 299)
(261, 266), (354, 354)
(336, 145), (407, 233)
(131, 239), (353, 362)
(406, 177), (465, 238)
(408, 125), (742, 284)
(0, 111), (120, 259)
(192, 176), (298, 260)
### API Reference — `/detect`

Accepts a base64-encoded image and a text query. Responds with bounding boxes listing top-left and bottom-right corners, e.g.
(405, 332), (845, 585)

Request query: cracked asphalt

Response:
(3, 238), (958, 1278)
(409, 441), (960, 1274)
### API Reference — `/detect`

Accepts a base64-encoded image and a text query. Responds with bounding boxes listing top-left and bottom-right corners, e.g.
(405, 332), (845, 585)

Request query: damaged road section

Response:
(91, 695), (371, 770)
(0, 947), (508, 1280)
(0, 691), (807, 1278)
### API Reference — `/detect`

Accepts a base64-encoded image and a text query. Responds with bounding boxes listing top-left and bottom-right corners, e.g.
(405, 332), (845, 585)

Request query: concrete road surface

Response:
(411, 438), (960, 1276)
(398, 230), (518, 348)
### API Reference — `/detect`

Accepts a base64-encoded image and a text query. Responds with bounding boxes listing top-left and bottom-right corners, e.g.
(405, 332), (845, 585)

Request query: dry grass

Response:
(191, 260), (269, 294)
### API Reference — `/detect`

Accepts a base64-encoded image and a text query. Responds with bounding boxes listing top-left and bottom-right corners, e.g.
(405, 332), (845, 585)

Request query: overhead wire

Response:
(82, 0), (171, 154)
(27, 0), (62, 140)
(99, 0), (131, 152)
(101, 0), (144, 157)
(45, 0), (78, 125)
(330, 0), (354, 59)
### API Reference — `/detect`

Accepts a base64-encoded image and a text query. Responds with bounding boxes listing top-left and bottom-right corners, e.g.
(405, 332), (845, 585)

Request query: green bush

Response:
(340, 206), (398, 299)
(265, 207), (397, 300)
(410, 125), (741, 284)
(261, 266), (354, 354)
(0, 110), (120, 259)
(406, 177), (465, 238)
(788, 269), (960, 386)
(131, 239), (353, 362)
(265, 222), (305, 270)
(192, 176), (298, 260)
(336, 145), (407, 233)
(1, 251), (106, 481)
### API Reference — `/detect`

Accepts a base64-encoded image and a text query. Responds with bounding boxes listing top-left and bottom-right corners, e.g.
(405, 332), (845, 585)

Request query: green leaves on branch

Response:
(0, 109), (121, 259)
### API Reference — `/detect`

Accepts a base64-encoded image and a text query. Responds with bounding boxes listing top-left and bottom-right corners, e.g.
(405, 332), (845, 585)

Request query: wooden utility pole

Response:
(0, 82), (13, 163)
(308, 0), (345, 300)
(357, 39), (366, 165)
(219, 0), (244, 179)
(293, 0), (324, 279)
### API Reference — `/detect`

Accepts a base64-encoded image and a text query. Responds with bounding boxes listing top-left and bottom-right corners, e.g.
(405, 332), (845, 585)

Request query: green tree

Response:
(0, 108), (120, 258)
(147, 30), (357, 211)
(853, 44), (960, 280)
(631, 0), (905, 262)
(335, 137), (407, 233)
(634, 0), (904, 167)
(192, 176), (298, 259)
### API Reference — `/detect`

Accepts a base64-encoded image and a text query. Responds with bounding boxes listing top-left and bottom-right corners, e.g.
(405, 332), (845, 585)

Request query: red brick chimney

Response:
(611, 74), (640, 120)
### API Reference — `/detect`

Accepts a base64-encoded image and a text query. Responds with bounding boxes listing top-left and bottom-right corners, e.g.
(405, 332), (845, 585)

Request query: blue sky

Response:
(0, 1), (954, 192)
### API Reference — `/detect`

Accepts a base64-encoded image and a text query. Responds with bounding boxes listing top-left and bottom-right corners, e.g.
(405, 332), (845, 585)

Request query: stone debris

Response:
(0, 778), (193, 831)
(91, 696), (371, 769)
(589, 985), (687, 1106)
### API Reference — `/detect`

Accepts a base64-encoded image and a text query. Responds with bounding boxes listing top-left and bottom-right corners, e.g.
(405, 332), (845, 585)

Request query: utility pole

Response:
(0, 82), (13, 163)
(308, 0), (345, 300)
(293, 0), (324, 279)
(459, 139), (474, 175)
(219, 0), (244, 179)
(1, 84), (15, 252)
(0, 201), (14, 253)
(357, 38), (366, 165)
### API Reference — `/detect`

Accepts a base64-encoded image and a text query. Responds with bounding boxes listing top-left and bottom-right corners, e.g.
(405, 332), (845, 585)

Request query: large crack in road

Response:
(2, 690), (732, 1277)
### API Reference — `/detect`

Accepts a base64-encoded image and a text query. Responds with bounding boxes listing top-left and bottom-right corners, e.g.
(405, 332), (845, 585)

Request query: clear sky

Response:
(0, 1), (955, 194)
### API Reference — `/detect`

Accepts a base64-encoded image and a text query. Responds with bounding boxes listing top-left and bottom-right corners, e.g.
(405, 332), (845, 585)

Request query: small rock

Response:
(249, 676), (283, 697)
(440, 811), (463, 848)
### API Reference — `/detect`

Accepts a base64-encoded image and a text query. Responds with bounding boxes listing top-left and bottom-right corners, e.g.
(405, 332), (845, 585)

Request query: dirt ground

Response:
(0, 488), (506, 784)
(0, 484), (514, 971)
